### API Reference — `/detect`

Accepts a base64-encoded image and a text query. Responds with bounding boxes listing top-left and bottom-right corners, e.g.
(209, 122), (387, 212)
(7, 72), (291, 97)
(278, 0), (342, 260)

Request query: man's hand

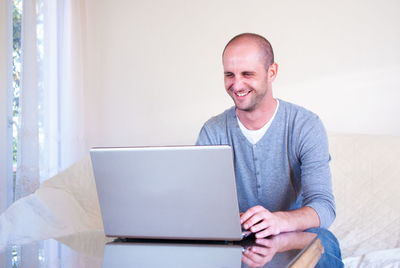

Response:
(240, 205), (284, 238)
(240, 205), (320, 238)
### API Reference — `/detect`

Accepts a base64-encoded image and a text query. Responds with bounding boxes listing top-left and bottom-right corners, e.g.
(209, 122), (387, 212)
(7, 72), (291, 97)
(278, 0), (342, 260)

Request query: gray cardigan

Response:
(196, 99), (336, 228)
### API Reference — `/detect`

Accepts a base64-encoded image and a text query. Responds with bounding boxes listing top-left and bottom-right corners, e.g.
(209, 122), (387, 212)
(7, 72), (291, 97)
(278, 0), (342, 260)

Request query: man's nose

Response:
(231, 77), (245, 91)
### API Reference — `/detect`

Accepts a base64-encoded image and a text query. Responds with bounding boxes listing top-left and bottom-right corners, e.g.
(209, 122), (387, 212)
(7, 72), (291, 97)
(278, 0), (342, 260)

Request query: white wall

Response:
(84, 0), (400, 147)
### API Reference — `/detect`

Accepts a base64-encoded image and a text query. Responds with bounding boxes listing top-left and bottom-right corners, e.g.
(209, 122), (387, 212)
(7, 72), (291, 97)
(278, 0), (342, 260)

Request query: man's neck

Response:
(236, 97), (277, 130)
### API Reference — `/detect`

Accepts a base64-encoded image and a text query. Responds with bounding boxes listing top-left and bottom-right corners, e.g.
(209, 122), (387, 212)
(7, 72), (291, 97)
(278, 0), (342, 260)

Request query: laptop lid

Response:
(90, 145), (243, 241)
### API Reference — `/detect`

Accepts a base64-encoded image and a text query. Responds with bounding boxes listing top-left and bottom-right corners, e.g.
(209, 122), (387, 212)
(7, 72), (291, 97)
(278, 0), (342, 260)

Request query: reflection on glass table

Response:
(240, 231), (322, 267)
(0, 228), (341, 268)
(103, 241), (242, 267)
(102, 231), (321, 267)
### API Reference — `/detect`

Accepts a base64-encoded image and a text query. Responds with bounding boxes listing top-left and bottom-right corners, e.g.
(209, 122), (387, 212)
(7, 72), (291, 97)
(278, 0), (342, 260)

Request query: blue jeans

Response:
(305, 228), (344, 267)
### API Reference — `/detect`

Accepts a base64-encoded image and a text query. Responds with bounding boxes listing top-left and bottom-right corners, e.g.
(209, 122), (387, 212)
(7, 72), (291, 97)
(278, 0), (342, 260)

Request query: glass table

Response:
(0, 229), (336, 267)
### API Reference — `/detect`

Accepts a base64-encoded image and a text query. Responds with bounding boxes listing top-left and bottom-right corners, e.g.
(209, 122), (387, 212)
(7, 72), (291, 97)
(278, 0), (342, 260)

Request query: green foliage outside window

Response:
(12, 0), (21, 167)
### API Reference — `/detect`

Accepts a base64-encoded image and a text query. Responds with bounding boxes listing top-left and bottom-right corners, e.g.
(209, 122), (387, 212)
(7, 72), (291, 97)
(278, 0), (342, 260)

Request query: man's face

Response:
(223, 42), (274, 112)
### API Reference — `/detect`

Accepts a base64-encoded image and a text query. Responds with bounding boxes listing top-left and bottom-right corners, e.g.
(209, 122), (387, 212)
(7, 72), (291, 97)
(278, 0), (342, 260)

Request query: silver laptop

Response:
(90, 145), (245, 241)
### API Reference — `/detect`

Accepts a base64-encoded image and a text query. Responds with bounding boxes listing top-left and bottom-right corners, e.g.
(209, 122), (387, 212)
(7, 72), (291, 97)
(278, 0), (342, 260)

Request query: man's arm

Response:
(240, 205), (320, 238)
(296, 116), (335, 229)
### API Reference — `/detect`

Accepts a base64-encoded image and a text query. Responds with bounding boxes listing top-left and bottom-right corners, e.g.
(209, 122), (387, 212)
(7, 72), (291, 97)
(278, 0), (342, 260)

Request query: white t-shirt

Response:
(237, 100), (280, 144)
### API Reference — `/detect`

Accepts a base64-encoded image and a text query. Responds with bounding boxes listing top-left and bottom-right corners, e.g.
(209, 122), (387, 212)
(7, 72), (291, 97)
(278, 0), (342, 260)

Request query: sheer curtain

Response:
(15, 0), (87, 200)
(0, 0), (89, 266)
(0, 0), (13, 214)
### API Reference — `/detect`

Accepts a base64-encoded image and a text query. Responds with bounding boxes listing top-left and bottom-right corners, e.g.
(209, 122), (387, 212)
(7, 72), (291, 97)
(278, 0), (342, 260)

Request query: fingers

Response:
(242, 253), (260, 268)
(242, 246), (275, 267)
(241, 206), (271, 229)
(247, 246), (270, 256)
(253, 223), (280, 238)
(242, 249), (266, 267)
(255, 227), (275, 238)
(242, 211), (273, 234)
(248, 220), (268, 233)
(240, 205), (282, 238)
(240, 205), (265, 224)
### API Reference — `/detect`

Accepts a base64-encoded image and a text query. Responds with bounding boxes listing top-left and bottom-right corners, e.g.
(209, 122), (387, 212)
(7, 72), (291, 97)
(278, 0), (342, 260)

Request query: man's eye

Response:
(225, 73), (234, 78)
(243, 72), (253, 77)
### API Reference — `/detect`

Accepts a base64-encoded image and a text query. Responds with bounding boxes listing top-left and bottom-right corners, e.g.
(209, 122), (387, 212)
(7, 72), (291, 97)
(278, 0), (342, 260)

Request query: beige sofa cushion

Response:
(0, 156), (102, 247)
(329, 134), (400, 258)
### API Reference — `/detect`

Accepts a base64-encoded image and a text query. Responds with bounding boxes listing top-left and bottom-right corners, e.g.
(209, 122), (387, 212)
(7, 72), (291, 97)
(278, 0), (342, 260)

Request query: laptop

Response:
(90, 145), (247, 241)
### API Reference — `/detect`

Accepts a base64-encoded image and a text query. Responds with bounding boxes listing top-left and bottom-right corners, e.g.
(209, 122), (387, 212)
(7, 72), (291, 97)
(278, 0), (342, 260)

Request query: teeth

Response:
(236, 91), (249, 97)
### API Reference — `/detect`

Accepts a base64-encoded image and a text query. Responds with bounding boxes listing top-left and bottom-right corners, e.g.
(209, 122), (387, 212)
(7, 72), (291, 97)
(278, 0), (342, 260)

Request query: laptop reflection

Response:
(102, 241), (243, 268)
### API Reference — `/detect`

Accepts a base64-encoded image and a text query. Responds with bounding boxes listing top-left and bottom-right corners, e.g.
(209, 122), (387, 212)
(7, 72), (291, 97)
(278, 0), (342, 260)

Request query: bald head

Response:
(222, 33), (274, 69)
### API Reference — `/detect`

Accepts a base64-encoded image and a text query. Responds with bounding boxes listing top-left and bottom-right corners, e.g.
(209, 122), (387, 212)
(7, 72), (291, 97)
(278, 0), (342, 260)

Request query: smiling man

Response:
(196, 33), (336, 238)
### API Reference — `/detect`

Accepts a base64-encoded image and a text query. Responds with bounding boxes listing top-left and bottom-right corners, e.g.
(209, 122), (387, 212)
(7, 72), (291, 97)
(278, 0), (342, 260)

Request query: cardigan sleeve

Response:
(296, 116), (336, 228)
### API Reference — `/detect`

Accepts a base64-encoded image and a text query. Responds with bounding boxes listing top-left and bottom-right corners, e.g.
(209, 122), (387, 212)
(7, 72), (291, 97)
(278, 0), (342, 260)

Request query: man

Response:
(196, 33), (336, 239)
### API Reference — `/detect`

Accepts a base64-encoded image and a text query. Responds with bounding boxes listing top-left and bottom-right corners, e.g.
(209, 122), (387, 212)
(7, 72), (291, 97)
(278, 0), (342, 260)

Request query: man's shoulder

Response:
(202, 106), (235, 130)
(278, 99), (327, 140)
(278, 99), (320, 123)
(196, 106), (236, 145)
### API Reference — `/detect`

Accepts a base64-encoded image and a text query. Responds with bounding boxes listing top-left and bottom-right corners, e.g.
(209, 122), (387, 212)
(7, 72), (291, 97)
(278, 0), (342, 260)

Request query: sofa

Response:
(1, 133), (400, 266)
(329, 134), (400, 266)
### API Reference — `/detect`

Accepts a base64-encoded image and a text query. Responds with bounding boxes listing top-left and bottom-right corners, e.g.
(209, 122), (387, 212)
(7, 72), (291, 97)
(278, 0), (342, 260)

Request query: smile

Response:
(235, 90), (251, 97)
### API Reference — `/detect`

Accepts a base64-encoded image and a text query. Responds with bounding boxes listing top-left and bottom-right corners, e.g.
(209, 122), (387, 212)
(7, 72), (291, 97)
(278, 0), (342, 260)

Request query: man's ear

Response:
(268, 63), (278, 82)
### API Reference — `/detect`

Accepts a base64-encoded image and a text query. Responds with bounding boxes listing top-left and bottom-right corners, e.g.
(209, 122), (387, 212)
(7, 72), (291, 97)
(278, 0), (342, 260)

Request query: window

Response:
(12, 0), (22, 202)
